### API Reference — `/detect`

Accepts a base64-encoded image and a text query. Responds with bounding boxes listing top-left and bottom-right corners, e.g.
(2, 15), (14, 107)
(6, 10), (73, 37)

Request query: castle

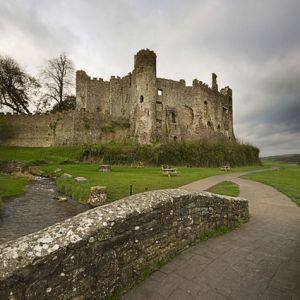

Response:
(76, 49), (234, 144)
(0, 49), (234, 147)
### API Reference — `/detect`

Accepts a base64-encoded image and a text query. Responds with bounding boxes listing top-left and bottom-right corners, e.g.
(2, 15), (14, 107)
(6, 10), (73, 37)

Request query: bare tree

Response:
(0, 55), (39, 114)
(40, 53), (75, 111)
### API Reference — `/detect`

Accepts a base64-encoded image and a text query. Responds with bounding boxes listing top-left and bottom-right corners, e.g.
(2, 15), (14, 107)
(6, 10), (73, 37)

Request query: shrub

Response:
(79, 141), (261, 167)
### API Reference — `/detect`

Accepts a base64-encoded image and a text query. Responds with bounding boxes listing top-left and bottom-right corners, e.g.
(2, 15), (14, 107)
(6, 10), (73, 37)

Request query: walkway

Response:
(124, 169), (300, 299)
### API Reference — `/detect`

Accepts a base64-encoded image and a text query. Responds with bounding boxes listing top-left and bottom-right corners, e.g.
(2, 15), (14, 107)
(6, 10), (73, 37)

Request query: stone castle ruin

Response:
(0, 49), (234, 146)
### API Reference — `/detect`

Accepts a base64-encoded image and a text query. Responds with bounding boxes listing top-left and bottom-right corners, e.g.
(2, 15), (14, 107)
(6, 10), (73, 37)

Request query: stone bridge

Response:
(0, 188), (248, 299)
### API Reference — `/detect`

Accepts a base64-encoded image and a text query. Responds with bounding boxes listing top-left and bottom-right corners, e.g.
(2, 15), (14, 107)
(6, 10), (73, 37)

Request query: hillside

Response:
(261, 154), (300, 164)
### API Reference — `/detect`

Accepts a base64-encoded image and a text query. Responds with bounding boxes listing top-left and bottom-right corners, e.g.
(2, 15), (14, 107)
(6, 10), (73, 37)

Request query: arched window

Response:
(140, 95), (144, 103)
(173, 136), (178, 143)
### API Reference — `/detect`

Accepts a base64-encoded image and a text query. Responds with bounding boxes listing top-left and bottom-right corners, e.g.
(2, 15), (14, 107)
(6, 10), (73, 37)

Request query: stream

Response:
(0, 177), (89, 245)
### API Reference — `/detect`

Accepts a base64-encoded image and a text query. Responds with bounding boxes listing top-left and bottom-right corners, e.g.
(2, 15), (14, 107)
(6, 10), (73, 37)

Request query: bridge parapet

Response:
(0, 189), (248, 299)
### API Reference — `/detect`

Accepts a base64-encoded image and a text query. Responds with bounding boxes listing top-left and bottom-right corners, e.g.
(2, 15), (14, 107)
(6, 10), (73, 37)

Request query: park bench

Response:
(220, 165), (231, 171)
(161, 165), (180, 176)
(99, 164), (111, 172)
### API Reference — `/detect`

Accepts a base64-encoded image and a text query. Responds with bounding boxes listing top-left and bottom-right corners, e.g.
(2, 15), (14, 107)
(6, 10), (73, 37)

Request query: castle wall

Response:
(0, 49), (235, 147)
(0, 112), (129, 147)
(0, 189), (249, 299)
(156, 77), (234, 143)
(76, 72), (132, 119)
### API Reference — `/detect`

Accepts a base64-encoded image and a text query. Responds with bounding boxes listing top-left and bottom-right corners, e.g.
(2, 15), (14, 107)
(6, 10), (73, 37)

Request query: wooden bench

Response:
(161, 165), (180, 176)
(99, 164), (112, 172)
(220, 165), (231, 171)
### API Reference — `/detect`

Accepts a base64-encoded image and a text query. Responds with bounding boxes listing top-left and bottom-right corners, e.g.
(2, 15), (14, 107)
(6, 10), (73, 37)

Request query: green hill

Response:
(261, 154), (300, 164)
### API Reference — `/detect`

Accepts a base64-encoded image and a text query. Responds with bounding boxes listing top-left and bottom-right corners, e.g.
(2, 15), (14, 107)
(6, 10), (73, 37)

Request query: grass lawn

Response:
(39, 164), (225, 203)
(0, 174), (29, 198)
(0, 146), (82, 163)
(206, 181), (240, 197)
(242, 164), (300, 206)
(0, 145), (265, 204)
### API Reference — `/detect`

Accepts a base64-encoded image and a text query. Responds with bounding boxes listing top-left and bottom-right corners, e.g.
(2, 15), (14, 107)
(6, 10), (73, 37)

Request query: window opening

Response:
(171, 112), (176, 123)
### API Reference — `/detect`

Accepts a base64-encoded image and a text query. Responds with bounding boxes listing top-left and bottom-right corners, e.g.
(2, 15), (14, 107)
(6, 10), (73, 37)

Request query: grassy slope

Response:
(243, 164), (300, 206)
(0, 174), (29, 198)
(206, 181), (240, 197)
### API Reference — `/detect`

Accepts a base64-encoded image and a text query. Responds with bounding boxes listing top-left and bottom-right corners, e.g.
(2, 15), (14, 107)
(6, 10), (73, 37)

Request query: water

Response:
(0, 177), (89, 245)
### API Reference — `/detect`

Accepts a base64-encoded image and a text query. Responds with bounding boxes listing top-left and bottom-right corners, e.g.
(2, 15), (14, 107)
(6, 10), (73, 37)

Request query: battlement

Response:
(134, 48), (157, 70)
(73, 49), (235, 144)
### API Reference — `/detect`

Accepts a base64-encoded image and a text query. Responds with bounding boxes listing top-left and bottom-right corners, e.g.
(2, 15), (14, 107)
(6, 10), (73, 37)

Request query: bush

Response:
(79, 141), (261, 167)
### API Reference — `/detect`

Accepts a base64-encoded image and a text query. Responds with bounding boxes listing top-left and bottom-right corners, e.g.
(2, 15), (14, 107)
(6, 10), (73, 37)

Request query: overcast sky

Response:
(0, 0), (299, 156)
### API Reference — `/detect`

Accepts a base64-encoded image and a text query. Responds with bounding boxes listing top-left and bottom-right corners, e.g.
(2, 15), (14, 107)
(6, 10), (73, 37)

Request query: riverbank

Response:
(0, 177), (88, 244)
(0, 174), (29, 199)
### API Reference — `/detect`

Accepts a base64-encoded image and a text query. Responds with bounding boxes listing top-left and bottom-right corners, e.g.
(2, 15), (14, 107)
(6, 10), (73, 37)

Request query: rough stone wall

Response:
(76, 71), (131, 120)
(76, 49), (234, 145)
(0, 49), (234, 147)
(0, 189), (249, 299)
(0, 160), (29, 173)
(0, 111), (129, 147)
(130, 49), (158, 144)
(155, 76), (234, 143)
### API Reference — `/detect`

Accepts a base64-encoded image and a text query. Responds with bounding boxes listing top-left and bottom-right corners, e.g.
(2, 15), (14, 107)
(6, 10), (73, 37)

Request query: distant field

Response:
(243, 164), (300, 206)
(261, 154), (300, 164)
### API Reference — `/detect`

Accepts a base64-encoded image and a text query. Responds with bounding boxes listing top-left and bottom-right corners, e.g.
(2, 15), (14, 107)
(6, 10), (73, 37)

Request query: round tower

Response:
(131, 49), (157, 144)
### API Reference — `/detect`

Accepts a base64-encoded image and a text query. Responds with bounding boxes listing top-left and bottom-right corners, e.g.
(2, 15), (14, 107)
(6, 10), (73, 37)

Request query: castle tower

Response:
(130, 49), (157, 144)
(212, 73), (218, 92)
(76, 70), (89, 110)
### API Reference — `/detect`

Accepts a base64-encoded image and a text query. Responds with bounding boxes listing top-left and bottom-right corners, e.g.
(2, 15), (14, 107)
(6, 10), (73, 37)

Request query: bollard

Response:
(129, 184), (133, 196)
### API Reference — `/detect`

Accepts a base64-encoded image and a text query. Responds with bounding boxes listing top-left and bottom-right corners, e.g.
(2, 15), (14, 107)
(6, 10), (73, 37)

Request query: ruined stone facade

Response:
(76, 49), (234, 144)
(0, 49), (234, 147)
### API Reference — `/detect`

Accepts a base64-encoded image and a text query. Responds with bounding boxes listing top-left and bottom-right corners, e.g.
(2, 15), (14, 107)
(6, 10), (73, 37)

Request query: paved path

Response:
(124, 169), (300, 300)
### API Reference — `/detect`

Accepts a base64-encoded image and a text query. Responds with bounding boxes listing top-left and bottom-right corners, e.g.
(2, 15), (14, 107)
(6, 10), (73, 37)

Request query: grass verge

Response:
(0, 174), (29, 198)
(206, 181), (240, 197)
(242, 164), (300, 206)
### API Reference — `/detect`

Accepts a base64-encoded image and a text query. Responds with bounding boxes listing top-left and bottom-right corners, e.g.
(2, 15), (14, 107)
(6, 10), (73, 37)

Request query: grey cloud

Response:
(0, 0), (299, 156)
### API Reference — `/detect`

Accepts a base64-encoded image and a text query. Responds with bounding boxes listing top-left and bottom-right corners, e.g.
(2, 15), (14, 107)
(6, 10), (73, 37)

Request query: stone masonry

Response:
(77, 49), (235, 144)
(0, 189), (248, 299)
(0, 49), (234, 147)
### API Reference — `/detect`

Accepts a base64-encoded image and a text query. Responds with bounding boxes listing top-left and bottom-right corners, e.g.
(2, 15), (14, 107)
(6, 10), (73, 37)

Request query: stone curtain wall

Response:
(0, 189), (249, 299)
(0, 111), (129, 147)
